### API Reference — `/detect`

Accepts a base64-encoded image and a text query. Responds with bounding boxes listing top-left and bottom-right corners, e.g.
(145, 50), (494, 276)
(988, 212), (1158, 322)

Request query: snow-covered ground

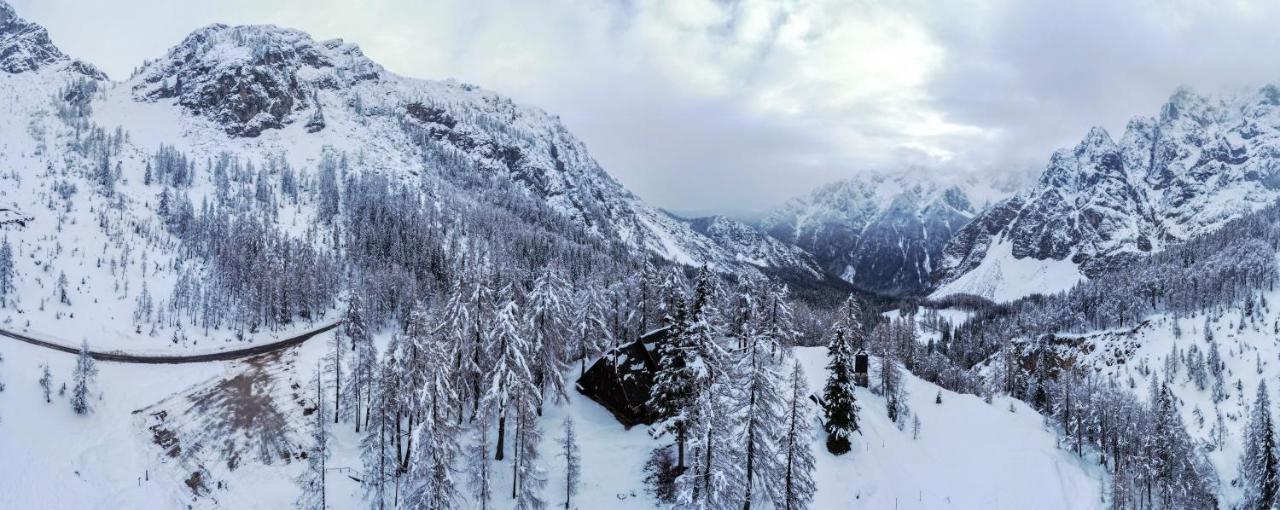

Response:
(0, 333), (1105, 509)
(0, 335), (231, 508)
(793, 347), (1102, 509)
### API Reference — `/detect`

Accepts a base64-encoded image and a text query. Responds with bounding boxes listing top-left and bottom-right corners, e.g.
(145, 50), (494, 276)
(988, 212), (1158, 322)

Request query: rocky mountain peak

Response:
(0, 0), (102, 77)
(1159, 86), (1212, 124)
(761, 171), (985, 296)
(132, 23), (383, 137)
(934, 85), (1280, 301)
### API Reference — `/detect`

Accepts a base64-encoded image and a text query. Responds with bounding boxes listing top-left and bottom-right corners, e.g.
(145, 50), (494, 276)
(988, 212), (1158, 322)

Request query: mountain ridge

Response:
(933, 85), (1280, 301)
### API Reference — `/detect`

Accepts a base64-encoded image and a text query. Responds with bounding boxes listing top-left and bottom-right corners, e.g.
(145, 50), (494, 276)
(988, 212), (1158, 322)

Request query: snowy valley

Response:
(2, 1), (1280, 510)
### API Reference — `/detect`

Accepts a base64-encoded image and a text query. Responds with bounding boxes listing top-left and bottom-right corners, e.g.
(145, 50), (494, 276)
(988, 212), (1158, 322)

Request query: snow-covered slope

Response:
(113, 22), (792, 274)
(935, 86), (1280, 301)
(762, 171), (1004, 296)
(0, 3), (826, 346)
(1008, 284), (1280, 506)
(0, 331), (1104, 509)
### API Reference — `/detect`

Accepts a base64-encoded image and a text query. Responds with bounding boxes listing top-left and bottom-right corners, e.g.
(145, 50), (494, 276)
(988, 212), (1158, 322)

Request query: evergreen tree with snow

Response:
(559, 416), (581, 510)
(483, 294), (538, 462)
(676, 367), (743, 510)
(405, 333), (461, 510)
(0, 236), (13, 303)
(740, 330), (784, 509)
(832, 296), (865, 349)
(70, 340), (96, 415)
(361, 357), (399, 509)
(39, 363), (51, 403)
(468, 421), (494, 510)
(1241, 381), (1279, 509)
(882, 352), (907, 424)
(297, 363), (331, 510)
(325, 323), (345, 425)
(512, 394), (546, 509)
(651, 267), (726, 474)
(777, 360), (816, 510)
(1207, 338), (1226, 403)
(571, 284), (611, 375)
(650, 291), (696, 470)
(316, 152), (341, 223)
(822, 329), (859, 455)
(57, 271), (71, 306)
(434, 278), (482, 421)
(343, 295), (375, 432)
(527, 268), (570, 411)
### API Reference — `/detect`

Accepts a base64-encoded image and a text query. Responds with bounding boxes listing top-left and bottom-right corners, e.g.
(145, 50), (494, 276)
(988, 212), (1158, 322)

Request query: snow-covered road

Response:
(0, 321), (341, 363)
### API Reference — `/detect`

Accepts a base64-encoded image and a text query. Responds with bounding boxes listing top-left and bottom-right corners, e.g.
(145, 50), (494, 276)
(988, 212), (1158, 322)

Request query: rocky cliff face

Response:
(0, 1), (102, 78)
(762, 173), (984, 296)
(131, 24), (379, 137)
(935, 86), (1280, 298)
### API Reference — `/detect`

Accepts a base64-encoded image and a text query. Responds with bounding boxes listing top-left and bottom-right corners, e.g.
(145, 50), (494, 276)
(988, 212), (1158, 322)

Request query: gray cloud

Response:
(12, 0), (1280, 213)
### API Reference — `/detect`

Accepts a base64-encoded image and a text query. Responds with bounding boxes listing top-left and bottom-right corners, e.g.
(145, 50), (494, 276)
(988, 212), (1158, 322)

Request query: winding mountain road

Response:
(0, 322), (341, 364)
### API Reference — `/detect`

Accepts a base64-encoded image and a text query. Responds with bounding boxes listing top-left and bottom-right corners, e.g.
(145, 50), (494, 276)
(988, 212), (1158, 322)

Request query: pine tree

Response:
(0, 236), (13, 303)
(823, 329), (859, 455)
(883, 354), (907, 424)
(650, 268), (726, 474)
(39, 363), (51, 403)
(70, 340), (96, 415)
(297, 363), (331, 510)
(57, 271), (71, 306)
(483, 295), (538, 462)
(437, 279), (482, 420)
(343, 296), (374, 432)
(1241, 381), (1279, 509)
(468, 421), (494, 510)
(1207, 339), (1226, 403)
(650, 291), (695, 469)
(406, 334), (461, 509)
(325, 325), (345, 425)
(675, 367), (743, 509)
(559, 416), (581, 510)
(833, 296), (865, 349)
(512, 394), (546, 509)
(527, 269), (570, 411)
(761, 282), (798, 355)
(571, 285), (611, 375)
(361, 358), (398, 509)
(317, 153), (341, 223)
(777, 361), (816, 510)
(740, 331), (784, 510)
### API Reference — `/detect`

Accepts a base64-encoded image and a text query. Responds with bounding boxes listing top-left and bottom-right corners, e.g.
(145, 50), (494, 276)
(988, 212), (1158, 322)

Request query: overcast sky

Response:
(12, 0), (1280, 214)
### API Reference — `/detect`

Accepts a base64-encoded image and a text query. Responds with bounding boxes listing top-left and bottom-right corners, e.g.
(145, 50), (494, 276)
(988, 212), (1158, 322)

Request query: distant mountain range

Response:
(6, 0), (1277, 306)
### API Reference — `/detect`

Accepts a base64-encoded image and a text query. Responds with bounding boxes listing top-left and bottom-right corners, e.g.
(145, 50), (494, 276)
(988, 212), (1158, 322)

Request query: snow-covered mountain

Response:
(934, 86), (1280, 301)
(0, 1), (102, 78)
(680, 214), (825, 280)
(0, 2), (840, 347)
(761, 172), (1001, 296)
(119, 22), (790, 272)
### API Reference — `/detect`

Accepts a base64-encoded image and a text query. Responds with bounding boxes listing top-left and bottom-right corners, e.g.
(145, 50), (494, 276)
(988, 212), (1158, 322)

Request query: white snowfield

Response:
(0, 336), (1104, 509)
(930, 240), (1086, 303)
